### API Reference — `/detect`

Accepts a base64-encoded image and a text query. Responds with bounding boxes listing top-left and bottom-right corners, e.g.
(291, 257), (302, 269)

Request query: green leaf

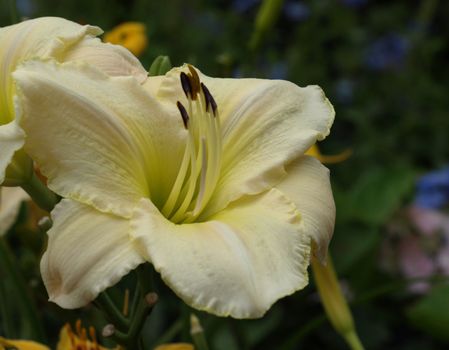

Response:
(407, 284), (449, 341)
(339, 166), (416, 225)
(148, 56), (172, 76)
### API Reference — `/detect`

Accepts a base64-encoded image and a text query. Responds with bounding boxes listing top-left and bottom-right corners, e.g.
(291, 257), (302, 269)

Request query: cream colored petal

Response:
(130, 188), (310, 319)
(0, 119), (25, 184)
(0, 187), (29, 236)
(157, 65), (335, 218)
(0, 18), (146, 183)
(41, 199), (144, 309)
(277, 156), (335, 263)
(61, 36), (147, 83)
(0, 17), (101, 123)
(14, 60), (186, 217)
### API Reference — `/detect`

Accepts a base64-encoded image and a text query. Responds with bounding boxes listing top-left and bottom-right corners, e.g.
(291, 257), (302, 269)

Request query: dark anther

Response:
(180, 72), (192, 99)
(177, 101), (190, 129)
(187, 64), (201, 99)
(201, 82), (217, 116)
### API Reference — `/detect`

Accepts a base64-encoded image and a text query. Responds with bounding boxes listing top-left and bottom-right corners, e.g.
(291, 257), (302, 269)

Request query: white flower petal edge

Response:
(61, 36), (147, 84)
(130, 188), (311, 319)
(0, 120), (25, 183)
(41, 199), (144, 309)
(157, 65), (335, 218)
(14, 60), (184, 218)
(0, 187), (29, 236)
(277, 156), (336, 263)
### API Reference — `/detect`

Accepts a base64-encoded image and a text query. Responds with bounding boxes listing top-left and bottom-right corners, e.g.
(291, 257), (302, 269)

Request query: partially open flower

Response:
(0, 17), (147, 185)
(15, 61), (335, 318)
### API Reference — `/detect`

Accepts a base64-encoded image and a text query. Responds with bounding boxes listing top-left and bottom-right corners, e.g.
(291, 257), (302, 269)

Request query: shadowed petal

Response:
(0, 186), (29, 236)
(41, 199), (144, 309)
(277, 156), (335, 262)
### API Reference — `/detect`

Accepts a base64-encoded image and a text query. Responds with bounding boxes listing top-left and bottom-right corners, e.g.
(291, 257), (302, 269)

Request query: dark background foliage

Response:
(1, 0), (448, 349)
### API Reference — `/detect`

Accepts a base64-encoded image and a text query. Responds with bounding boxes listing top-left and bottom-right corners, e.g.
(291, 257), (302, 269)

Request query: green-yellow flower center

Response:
(161, 66), (222, 224)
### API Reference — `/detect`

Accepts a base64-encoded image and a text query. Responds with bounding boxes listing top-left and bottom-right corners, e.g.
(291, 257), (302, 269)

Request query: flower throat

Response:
(161, 65), (222, 224)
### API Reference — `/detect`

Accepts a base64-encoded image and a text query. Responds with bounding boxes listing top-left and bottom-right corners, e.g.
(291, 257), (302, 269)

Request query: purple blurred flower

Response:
(364, 34), (410, 71)
(382, 205), (449, 294)
(414, 166), (449, 209)
(283, 1), (310, 22)
(340, 0), (368, 8)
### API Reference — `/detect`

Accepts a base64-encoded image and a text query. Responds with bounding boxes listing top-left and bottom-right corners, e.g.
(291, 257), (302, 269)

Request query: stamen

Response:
(176, 101), (189, 129)
(89, 327), (98, 349)
(165, 66), (222, 223)
(201, 82), (217, 116)
(187, 64), (201, 99)
(76, 320), (82, 337)
(180, 72), (192, 99)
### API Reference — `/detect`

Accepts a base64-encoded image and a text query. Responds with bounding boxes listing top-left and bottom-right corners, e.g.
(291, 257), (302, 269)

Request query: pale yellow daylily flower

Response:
(0, 187), (29, 236)
(14, 61), (335, 318)
(103, 22), (148, 57)
(0, 16), (147, 185)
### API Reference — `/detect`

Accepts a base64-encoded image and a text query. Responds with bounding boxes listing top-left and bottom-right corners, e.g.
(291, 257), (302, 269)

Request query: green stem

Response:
(0, 238), (46, 342)
(95, 292), (130, 331)
(152, 318), (183, 347)
(21, 172), (59, 212)
(190, 314), (209, 350)
(280, 275), (448, 350)
(0, 281), (12, 337)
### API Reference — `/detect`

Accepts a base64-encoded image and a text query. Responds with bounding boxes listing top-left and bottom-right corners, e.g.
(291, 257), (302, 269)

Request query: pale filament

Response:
(161, 67), (222, 224)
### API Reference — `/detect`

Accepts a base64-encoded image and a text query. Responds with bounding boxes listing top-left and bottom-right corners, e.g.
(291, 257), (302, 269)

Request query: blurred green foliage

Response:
(1, 0), (449, 349)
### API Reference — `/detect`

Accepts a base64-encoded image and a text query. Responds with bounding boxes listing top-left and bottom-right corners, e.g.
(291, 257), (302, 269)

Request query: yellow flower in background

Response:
(104, 22), (148, 57)
(0, 17), (147, 186)
(305, 144), (352, 164)
(15, 61), (335, 318)
(0, 337), (48, 350)
(0, 321), (111, 350)
(57, 321), (110, 350)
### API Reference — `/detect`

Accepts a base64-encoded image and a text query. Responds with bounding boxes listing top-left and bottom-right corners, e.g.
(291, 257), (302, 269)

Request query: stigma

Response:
(161, 65), (222, 224)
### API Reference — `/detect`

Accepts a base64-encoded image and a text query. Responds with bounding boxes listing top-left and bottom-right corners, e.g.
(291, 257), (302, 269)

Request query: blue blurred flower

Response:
(17, 0), (35, 17)
(414, 166), (449, 209)
(232, 0), (260, 13)
(283, 1), (310, 22)
(340, 0), (368, 8)
(364, 34), (410, 71)
(269, 61), (288, 79)
(334, 79), (354, 104)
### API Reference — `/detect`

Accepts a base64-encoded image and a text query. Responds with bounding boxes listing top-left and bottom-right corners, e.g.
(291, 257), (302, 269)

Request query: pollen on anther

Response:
(180, 72), (192, 98)
(176, 101), (190, 129)
(201, 82), (217, 116)
(187, 64), (201, 99)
